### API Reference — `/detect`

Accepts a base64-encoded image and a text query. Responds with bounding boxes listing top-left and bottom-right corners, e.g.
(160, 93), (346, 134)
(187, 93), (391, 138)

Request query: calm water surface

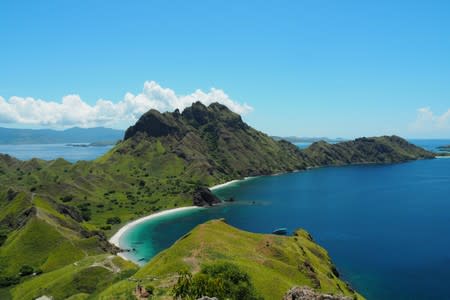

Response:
(0, 144), (113, 162)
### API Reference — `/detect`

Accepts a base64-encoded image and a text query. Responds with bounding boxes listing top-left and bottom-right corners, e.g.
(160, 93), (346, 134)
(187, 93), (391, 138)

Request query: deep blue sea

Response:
(0, 143), (113, 162)
(118, 139), (450, 300)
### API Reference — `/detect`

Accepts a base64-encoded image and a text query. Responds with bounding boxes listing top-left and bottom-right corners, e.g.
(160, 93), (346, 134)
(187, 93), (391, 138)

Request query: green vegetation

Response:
(9, 255), (137, 300)
(0, 102), (434, 298)
(98, 220), (363, 299)
(172, 262), (262, 300)
(303, 136), (434, 166)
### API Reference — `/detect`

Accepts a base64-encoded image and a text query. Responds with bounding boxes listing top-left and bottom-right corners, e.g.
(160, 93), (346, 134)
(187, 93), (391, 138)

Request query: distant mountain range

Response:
(271, 136), (347, 143)
(0, 127), (124, 144)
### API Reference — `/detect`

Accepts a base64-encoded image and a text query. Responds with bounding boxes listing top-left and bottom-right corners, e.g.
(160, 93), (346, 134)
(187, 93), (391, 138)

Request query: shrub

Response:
(172, 263), (261, 300)
(145, 285), (155, 296)
(106, 216), (121, 225)
(19, 265), (34, 276)
(61, 195), (73, 202)
(0, 276), (19, 287)
(0, 234), (7, 246)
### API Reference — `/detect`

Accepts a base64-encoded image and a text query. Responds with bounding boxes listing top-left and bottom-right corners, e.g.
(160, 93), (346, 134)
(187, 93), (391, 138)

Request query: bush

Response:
(145, 285), (155, 296)
(19, 265), (34, 276)
(0, 276), (19, 287)
(106, 216), (121, 225)
(80, 209), (91, 221)
(0, 234), (7, 246)
(172, 263), (261, 300)
(100, 225), (112, 231)
(61, 195), (73, 202)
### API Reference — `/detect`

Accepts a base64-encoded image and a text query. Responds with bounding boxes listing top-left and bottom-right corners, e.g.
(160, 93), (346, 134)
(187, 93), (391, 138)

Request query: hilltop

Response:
(0, 102), (435, 299)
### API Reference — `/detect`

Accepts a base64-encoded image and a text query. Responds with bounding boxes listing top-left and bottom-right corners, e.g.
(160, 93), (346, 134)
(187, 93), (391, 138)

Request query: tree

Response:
(172, 263), (261, 300)
(19, 265), (34, 276)
(106, 216), (121, 225)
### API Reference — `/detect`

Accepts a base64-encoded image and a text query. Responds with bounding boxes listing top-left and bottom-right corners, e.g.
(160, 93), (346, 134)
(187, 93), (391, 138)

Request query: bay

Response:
(120, 139), (450, 299)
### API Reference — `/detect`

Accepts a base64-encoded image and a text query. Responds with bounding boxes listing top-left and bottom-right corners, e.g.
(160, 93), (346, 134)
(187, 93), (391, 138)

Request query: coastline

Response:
(110, 178), (255, 261)
(209, 176), (258, 191)
(109, 206), (203, 260)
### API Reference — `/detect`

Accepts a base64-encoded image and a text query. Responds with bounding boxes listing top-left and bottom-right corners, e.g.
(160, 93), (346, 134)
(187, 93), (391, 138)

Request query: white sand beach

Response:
(209, 180), (241, 191)
(109, 206), (202, 253)
(209, 176), (258, 191)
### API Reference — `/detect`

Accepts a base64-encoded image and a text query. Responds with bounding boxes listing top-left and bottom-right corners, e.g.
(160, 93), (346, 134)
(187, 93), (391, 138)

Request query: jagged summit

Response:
(124, 102), (247, 140)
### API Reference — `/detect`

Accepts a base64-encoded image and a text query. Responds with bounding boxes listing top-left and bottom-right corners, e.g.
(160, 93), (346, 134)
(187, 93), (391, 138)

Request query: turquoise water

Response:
(0, 143), (113, 162)
(120, 139), (450, 300)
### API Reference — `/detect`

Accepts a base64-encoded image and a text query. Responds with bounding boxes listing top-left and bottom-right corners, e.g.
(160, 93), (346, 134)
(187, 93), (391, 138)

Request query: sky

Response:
(0, 0), (449, 138)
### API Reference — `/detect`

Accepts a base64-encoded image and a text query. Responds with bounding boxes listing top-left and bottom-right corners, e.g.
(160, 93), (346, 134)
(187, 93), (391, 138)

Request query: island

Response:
(0, 102), (435, 299)
(438, 145), (450, 152)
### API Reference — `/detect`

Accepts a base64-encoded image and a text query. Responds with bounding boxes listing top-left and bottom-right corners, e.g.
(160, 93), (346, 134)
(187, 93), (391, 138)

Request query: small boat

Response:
(272, 228), (288, 235)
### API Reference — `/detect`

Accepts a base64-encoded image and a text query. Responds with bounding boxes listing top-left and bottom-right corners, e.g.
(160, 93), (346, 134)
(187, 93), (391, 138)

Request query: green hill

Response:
(0, 102), (435, 299)
(97, 219), (363, 299)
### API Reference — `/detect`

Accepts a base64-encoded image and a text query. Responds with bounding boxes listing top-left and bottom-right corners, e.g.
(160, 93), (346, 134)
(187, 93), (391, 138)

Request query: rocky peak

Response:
(124, 109), (184, 140)
(124, 102), (248, 140)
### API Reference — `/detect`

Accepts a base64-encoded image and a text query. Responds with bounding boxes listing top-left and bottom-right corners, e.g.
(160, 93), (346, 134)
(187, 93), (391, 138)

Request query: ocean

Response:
(0, 143), (113, 162)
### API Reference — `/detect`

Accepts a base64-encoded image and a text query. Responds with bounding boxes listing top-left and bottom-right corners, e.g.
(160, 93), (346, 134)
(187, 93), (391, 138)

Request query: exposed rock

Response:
(193, 187), (221, 206)
(282, 286), (352, 300)
(197, 297), (218, 300)
(57, 203), (84, 222)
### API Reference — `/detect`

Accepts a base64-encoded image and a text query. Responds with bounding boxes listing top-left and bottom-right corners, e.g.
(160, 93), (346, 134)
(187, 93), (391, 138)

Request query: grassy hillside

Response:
(10, 254), (137, 300)
(303, 136), (434, 166)
(0, 103), (435, 298)
(98, 220), (363, 299)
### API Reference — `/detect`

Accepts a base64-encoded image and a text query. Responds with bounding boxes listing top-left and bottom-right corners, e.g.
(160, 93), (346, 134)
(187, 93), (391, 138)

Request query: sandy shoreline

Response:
(110, 177), (256, 261)
(109, 206), (202, 257)
(209, 176), (258, 191)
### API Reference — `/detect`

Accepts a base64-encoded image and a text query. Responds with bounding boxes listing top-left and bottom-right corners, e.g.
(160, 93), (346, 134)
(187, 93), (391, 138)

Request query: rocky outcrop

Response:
(124, 109), (185, 140)
(282, 286), (351, 300)
(193, 187), (221, 206)
(57, 203), (84, 222)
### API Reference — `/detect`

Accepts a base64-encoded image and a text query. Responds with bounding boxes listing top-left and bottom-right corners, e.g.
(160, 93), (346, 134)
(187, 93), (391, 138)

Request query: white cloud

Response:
(409, 107), (450, 135)
(0, 81), (253, 128)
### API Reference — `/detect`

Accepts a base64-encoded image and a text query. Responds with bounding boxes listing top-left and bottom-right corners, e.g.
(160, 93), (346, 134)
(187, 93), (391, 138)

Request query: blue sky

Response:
(0, 0), (449, 138)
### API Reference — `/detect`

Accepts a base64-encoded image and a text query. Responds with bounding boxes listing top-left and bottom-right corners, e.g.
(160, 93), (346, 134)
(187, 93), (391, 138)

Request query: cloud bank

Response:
(0, 81), (253, 128)
(409, 107), (450, 135)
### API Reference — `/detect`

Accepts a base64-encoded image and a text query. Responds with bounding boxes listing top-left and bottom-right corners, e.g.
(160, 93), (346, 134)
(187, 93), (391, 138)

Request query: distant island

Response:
(65, 141), (118, 147)
(438, 145), (450, 152)
(0, 127), (124, 145)
(272, 136), (347, 143)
